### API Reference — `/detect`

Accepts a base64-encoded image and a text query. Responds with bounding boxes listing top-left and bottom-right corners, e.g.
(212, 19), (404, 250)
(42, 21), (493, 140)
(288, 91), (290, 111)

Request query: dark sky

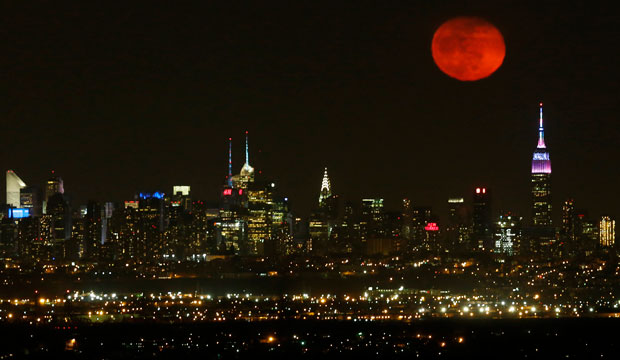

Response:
(2, 1), (619, 223)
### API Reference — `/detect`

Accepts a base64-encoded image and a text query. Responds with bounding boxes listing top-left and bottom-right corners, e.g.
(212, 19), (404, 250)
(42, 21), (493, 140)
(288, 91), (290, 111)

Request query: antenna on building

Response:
(245, 130), (249, 165)
(537, 102), (546, 149)
(227, 137), (233, 186)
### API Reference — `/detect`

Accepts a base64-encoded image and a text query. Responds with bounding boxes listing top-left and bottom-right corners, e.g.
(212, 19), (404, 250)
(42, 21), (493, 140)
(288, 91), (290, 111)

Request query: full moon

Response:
(431, 17), (505, 81)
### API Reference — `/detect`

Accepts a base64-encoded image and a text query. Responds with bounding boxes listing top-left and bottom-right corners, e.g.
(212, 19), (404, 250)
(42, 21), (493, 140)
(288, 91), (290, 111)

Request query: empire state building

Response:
(531, 102), (552, 226)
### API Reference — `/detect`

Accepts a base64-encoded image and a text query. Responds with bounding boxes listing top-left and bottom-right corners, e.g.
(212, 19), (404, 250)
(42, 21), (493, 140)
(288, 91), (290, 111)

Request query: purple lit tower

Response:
(531, 102), (552, 227)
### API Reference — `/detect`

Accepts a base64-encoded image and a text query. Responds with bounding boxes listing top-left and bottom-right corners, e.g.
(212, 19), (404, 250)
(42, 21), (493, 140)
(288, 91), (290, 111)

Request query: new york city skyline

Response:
(2, 1), (619, 222)
(2, 2), (620, 358)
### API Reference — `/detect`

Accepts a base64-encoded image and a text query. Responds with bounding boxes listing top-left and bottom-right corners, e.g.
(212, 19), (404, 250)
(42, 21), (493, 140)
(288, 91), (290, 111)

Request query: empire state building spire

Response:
(537, 102), (546, 149)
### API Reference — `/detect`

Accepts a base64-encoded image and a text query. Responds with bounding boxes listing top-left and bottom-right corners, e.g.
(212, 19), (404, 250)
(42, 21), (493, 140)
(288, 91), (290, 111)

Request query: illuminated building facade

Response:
(531, 103), (552, 227)
(318, 167), (331, 207)
(423, 221), (440, 251)
(231, 131), (255, 190)
(494, 213), (522, 256)
(6, 170), (27, 208)
(599, 216), (615, 247)
(20, 186), (41, 216)
(360, 198), (385, 242)
(172, 186), (192, 210)
(246, 181), (274, 255)
(218, 137), (248, 253)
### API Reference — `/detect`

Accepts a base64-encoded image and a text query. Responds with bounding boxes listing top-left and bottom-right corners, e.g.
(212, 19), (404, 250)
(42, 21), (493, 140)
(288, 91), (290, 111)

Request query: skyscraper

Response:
(472, 187), (492, 250)
(6, 170), (27, 207)
(531, 102), (552, 226)
(360, 198), (385, 243)
(318, 168), (331, 207)
(562, 199), (575, 236)
(44, 172), (64, 215)
(45, 173), (64, 200)
(317, 167), (338, 219)
(494, 213), (523, 256)
(446, 197), (470, 251)
(232, 131), (255, 190)
(599, 216), (615, 247)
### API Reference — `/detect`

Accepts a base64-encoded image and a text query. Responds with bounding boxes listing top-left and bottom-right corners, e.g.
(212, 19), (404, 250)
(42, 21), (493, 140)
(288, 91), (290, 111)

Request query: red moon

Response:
(431, 17), (505, 81)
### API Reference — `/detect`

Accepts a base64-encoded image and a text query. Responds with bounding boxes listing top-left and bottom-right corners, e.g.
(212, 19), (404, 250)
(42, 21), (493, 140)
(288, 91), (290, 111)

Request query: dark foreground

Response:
(0, 319), (617, 359)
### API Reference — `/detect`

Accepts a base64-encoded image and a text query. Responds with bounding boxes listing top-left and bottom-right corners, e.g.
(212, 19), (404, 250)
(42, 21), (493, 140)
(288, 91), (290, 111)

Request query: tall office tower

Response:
(561, 199), (576, 239)
(318, 167), (331, 206)
(83, 201), (103, 260)
(221, 137), (247, 210)
(317, 167), (339, 220)
(573, 211), (598, 254)
(599, 216), (615, 247)
(401, 199), (413, 240)
(20, 186), (41, 216)
(218, 137), (248, 254)
(494, 213), (523, 256)
(338, 201), (358, 253)
(271, 196), (292, 255)
(172, 185), (191, 210)
(124, 192), (167, 261)
(6, 170), (27, 207)
(45, 173), (64, 200)
(360, 198), (385, 241)
(308, 172), (331, 255)
(0, 217), (19, 259)
(422, 221), (440, 252)
(44, 173), (64, 215)
(232, 131), (255, 190)
(411, 206), (433, 246)
(446, 197), (470, 251)
(246, 181), (275, 256)
(46, 192), (71, 259)
(472, 187), (492, 250)
(17, 216), (45, 263)
(531, 103), (552, 226)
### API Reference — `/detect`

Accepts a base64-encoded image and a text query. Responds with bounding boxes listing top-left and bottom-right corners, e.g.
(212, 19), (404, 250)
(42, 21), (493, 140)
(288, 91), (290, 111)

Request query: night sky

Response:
(2, 1), (619, 223)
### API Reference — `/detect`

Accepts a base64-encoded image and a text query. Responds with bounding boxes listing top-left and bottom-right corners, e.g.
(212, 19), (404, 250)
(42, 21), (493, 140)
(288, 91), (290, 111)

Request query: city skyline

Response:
(2, 2), (620, 223)
(2, 3), (620, 357)
(1, 102), (612, 228)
